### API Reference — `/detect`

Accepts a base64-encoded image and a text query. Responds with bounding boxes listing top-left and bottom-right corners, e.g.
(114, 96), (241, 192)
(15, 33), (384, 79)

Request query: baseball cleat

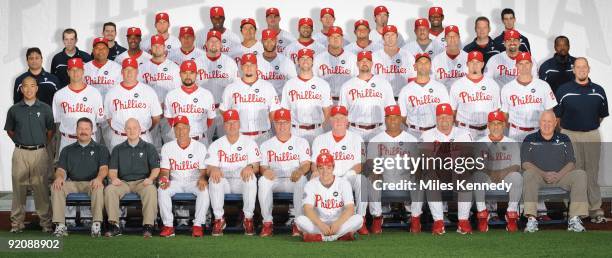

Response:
(143, 224), (154, 238)
(260, 222), (273, 237)
(243, 218), (255, 236)
(91, 221), (102, 238)
(410, 216), (421, 233)
(456, 219), (473, 235)
(53, 224), (68, 238)
(432, 220), (445, 235)
(212, 219), (226, 236)
(477, 210), (489, 232)
(567, 216), (586, 232)
(371, 216), (383, 234)
(590, 215), (607, 224)
(505, 211), (519, 232)
(160, 226), (175, 237)
(338, 232), (356, 241)
(105, 222), (122, 237)
(291, 223), (301, 237)
(358, 216), (369, 235)
(524, 216), (538, 233)
(192, 225), (204, 237)
(303, 233), (323, 242)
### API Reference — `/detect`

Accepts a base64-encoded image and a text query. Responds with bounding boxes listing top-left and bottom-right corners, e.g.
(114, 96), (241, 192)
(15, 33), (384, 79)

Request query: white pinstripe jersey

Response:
(275, 29), (295, 54)
(257, 54), (298, 95)
(280, 76), (332, 125)
(160, 140), (207, 182)
(140, 35), (181, 53)
(372, 49), (416, 97)
(429, 32), (447, 49)
(397, 80), (450, 128)
(260, 135), (311, 178)
(197, 30), (242, 55)
(205, 134), (261, 177)
(284, 40), (326, 64)
(52, 85), (105, 135)
(104, 82), (163, 133)
(164, 86), (217, 137)
(229, 42), (264, 65)
(220, 79), (280, 132)
(402, 40), (445, 58)
(83, 60), (122, 98)
(431, 51), (469, 90)
(369, 30), (406, 48)
(167, 47), (205, 65)
(313, 50), (358, 98)
(500, 78), (557, 128)
(449, 76), (501, 126)
(114, 50), (152, 67)
(194, 54), (239, 104)
(485, 52), (539, 87)
(421, 126), (473, 142)
(339, 75), (396, 124)
(345, 41), (383, 55)
(311, 130), (364, 177)
(138, 58), (181, 103)
(312, 32), (350, 47)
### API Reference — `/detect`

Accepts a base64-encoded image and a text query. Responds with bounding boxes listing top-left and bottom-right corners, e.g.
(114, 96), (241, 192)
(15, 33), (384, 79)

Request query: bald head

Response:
(125, 118), (142, 140)
(573, 57), (590, 83)
(539, 110), (557, 136)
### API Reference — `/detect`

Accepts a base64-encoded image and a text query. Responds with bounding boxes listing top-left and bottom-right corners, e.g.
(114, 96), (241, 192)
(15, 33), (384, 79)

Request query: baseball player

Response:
(474, 111), (522, 232)
(258, 109), (311, 237)
(105, 57), (162, 151)
(493, 8), (532, 53)
(280, 48), (332, 144)
(158, 116), (210, 237)
(203, 6), (242, 55)
(229, 18), (264, 65)
(220, 54), (280, 145)
(258, 29), (297, 95)
(431, 25), (468, 90)
(84, 37), (122, 98)
(164, 60), (216, 145)
(167, 26), (205, 65)
(366, 105), (419, 234)
(313, 26), (358, 103)
(427, 7), (447, 50)
(340, 51), (396, 141)
(114, 27), (152, 67)
(297, 151), (363, 242)
(196, 30), (239, 140)
(311, 106), (371, 235)
(141, 12), (180, 53)
(403, 18), (445, 58)
(500, 52), (557, 142)
(345, 20), (383, 55)
(312, 8), (349, 47)
(138, 35), (181, 149)
(449, 51), (501, 140)
(485, 29), (538, 87)
(397, 53), (450, 139)
(264, 7), (295, 54)
(418, 103), (474, 235)
(53, 58), (105, 153)
(206, 110), (260, 236)
(370, 6), (406, 48)
(284, 18), (326, 64)
(372, 25), (416, 98)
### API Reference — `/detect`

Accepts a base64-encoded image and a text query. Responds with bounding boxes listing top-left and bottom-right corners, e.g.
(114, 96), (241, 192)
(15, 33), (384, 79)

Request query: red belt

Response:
(350, 123), (382, 130)
(112, 129), (146, 136)
(409, 124), (435, 131)
(456, 122), (487, 131)
(61, 132), (78, 139)
(510, 123), (536, 132)
(242, 131), (267, 136)
(292, 123), (322, 130)
(214, 103), (220, 109)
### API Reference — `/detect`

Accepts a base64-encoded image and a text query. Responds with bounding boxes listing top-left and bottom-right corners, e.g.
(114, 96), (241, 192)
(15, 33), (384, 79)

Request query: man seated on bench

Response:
(51, 117), (109, 237)
(206, 110), (260, 236)
(296, 151), (363, 242)
(258, 108), (311, 237)
(158, 116), (210, 238)
(105, 118), (160, 237)
(522, 110), (588, 233)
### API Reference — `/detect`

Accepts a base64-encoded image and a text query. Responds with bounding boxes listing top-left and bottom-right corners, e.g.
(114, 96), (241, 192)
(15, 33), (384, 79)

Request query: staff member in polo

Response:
(51, 117), (109, 237)
(104, 118), (160, 238)
(4, 76), (54, 233)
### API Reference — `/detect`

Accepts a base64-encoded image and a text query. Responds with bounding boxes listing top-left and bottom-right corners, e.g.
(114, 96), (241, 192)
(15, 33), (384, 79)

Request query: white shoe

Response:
(53, 224), (68, 237)
(568, 216), (586, 232)
(590, 216), (607, 224)
(91, 221), (101, 237)
(524, 217), (538, 233)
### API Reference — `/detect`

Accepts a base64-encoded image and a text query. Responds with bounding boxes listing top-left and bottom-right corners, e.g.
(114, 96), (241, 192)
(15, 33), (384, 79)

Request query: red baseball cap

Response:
(122, 57), (138, 70)
(240, 18), (256, 29)
(354, 19), (370, 30)
(261, 29), (277, 41)
(207, 30), (222, 41)
(223, 109), (240, 122)
(436, 103), (453, 116)
(173, 115), (190, 127)
(298, 18), (314, 28)
(320, 7), (335, 18)
(444, 25), (459, 37)
(382, 25), (398, 35)
(428, 6), (444, 16)
(273, 108), (291, 121)
(385, 105), (401, 116)
(374, 5), (389, 16)
(316, 151), (334, 166)
(415, 52), (431, 61)
(515, 52), (532, 64)
(210, 6), (225, 17)
(92, 37), (109, 48)
(150, 34), (165, 46)
(328, 26), (343, 36)
(155, 12), (169, 23)
(126, 27), (142, 37)
(180, 60), (197, 73)
(488, 110), (506, 123)
(467, 51), (484, 63)
(330, 105), (348, 116)
(266, 7), (280, 17)
(67, 58), (84, 70)
(240, 53), (257, 65)
(179, 26), (195, 38)
(357, 51), (373, 61)
(504, 29), (521, 41)
(414, 18), (430, 30)
(297, 48), (314, 60)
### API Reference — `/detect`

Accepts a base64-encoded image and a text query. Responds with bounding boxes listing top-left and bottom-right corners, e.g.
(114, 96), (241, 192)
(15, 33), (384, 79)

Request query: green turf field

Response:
(0, 229), (611, 257)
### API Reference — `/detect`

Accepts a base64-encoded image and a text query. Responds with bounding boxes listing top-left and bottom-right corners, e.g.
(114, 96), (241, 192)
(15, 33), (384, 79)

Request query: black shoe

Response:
(105, 222), (122, 237)
(143, 224), (153, 238)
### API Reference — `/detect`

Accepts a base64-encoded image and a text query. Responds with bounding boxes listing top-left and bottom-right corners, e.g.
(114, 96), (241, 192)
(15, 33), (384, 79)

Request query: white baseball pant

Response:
(295, 214), (362, 241)
(369, 172), (414, 217)
(258, 176), (307, 223)
(341, 173), (369, 217)
(472, 171), (522, 212)
(158, 180), (210, 227)
(209, 176), (257, 219)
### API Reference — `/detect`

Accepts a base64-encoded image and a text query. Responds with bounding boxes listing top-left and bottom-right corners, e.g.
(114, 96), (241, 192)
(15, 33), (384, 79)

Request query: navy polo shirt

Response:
(493, 31), (531, 53)
(463, 36), (502, 64)
(554, 80), (609, 131)
(13, 69), (61, 106)
(521, 131), (575, 172)
(51, 47), (92, 87)
(539, 54), (576, 93)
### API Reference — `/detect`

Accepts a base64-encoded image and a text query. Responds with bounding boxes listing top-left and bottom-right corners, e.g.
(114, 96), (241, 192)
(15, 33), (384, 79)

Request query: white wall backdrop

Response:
(1, 0), (611, 192)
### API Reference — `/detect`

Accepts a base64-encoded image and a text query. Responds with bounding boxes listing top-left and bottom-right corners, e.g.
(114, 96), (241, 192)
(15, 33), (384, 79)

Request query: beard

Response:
(182, 79), (194, 86)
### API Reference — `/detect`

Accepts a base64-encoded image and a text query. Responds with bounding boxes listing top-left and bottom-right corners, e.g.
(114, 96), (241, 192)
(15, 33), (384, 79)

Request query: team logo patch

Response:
(429, 88), (434, 93)
(288, 146), (293, 150)
(441, 38), (446, 42)
(163, 67), (168, 72)
(341, 145), (346, 150)
(134, 93), (139, 98)
(428, 50), (434, 55)
(399, 142), (404, 146)
(193, 98), (199, 103)
(104, 71), (109, 75)
(481, 86), (486, 91)
(167, 45), (171, 50)
(395, 59), (401, 64)
(139, 152), (144, 158)
(237, 146), (242, 151)
(222, 39), (227, 43)
(279, 40), (283, 44)
(457, 64), (462, 68)
(530, 88), (536, 93)
(501, 146), (506, 151)
(274, 65), (279, 70)
(217, 64), (223, 69)
(371, 83), (376, 88)
(83, 97), (88, 102)
(90, 150), (95, 156)
(254, 89), (259, 93)
(311, 85), (316, 89)
(333, 191), (338, 197)
(253, 51), (258, 55)
(191, 57), (195, 60)
(188, 154), (193, 159)
(341, 60), (346, 64)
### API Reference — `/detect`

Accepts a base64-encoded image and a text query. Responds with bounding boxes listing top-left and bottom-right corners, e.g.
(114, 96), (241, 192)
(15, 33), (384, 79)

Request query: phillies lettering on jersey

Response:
(449, 76), (501, 125)
(167, 47), (205, 65)
(104, 82), (163, 133)
(397, 80), (450, 127)
(367, 131), (419, 160)
(303, 176), (354, 221)
(195, 54), (239, 104)
(257, 54), (297, 94)
(229, 42), (264, 65)
(372, 49), (416, 96)
(476, 136), (520, 170)
(311, 131), (363, 177)
(141, 34), (181, 53)
(53, 86), (105, 135)
(160, 140), (207, 182)
(500, 78), (557, 127)
(431, 50), (469, 90)
(260, 135), (310, 178)
(402, 40), (445, 58)
(280, 76), (332, 125)
(313, 50), (358, 98)
(138, 58), (182, 103)
(164, 86), (217, 136)
(205, 134), (260, 177)
(339, 75), (396, 124)
(485, 51), (539, 87)
(221, 79), (280, 132)
(83, 60), (122, 97)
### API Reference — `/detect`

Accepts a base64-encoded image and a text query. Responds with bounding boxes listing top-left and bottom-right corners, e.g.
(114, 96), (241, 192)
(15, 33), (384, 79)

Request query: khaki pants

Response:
(51, 181), (104, 223)
(523, 169), (588, 217)
(562, 129), (603, 217)
(11, 148), (52, 229)
(104, 179), (157, 225)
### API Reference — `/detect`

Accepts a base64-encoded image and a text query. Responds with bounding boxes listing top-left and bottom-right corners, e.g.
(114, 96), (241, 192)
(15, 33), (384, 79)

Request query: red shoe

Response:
(432, 220), (445, 235)
(477, 210), (489, 232)
(505, 211), (519, 232)
(410, 216), (421, 233)
(303, 233), (323, 242)
(357, 216), (369, 235)
(260, 222), (273, 237)
(371, 216), (383, 234)
(192, 225), (204, 237)
(212, 219), (226, 236)
(159, 226), (175, 237)
(338, 232), (356, 241)
(244, 218), (255, 236)
(537, 215), (552, 222)
(291, 223), (301, 237)
(457, 219), (472, 235)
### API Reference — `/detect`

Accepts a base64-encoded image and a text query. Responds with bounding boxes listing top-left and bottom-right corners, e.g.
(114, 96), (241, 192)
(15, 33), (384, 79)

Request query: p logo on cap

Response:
(415, 52), (431, 61)
(127, 27), (142, 37)
(92, 37), (109, 48)
(357, 51), (373, 61)
(467, 51), (484, 63)
(374, 6), (389, 16)
(354, 19), (370, 30)
(173, 115), (190, 127)
(155, 12), (169, 23)
(207, 30), (222, 41)
(320, 8), (335, 18)
(266, 8), (280, 17)
(515, 52), (532, 64)
(180, 60), (197, 73)
(297, 48), (314, 59)
(240, 18), (257, 29)
(330, 105), (348, 116)
(444, 25), (459, 37)
(298, 18), (314, 28)
(179, 26), (195, 38)
(436, 103), (453, 116)
(488, 110), (506, 123)
(273, 108), (291, 121)
(328, 26), (343, 36)
(428, 6), (444, 16)
(385, 105), (401, 116)
(122, 58), (138, 70)
(262, 29), (277, 40)
(223, 109), (240, 122)
(382, 25), (398, 35)
(504, 29), (521, 41)
(414, 18), (430, 30)
(151, 35), (165, 46)
(316, 152), (335, 166)
(67, 58), (84, 70)
(240, 53), (257, 65)
(210, 6), (225, 17)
